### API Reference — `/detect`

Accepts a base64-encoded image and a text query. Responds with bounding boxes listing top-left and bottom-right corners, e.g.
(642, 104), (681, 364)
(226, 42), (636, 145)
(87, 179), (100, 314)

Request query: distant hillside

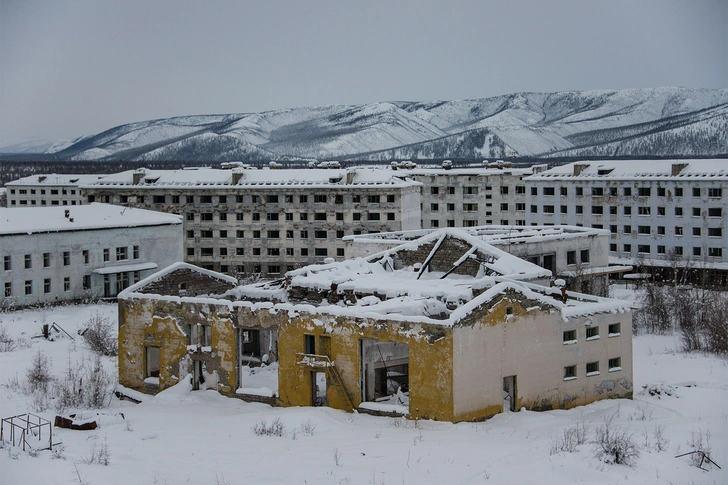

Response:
(25, 87), (728, 161)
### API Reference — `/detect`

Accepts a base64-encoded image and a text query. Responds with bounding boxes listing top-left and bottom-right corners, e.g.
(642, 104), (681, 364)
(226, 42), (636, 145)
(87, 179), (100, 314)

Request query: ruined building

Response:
(118, 229), (633, 422)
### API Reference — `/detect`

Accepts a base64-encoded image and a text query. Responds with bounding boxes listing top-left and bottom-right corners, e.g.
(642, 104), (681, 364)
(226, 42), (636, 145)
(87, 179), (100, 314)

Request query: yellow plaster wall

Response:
(118, 298), (238, 395)
(277, 314), (455, 421)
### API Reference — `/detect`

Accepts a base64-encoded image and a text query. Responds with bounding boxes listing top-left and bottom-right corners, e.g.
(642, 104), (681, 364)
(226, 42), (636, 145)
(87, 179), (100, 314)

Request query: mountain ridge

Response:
(14, 87), (728, 160)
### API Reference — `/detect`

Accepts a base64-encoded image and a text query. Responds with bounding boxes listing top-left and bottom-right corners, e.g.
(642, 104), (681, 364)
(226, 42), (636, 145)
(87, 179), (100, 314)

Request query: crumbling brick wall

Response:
(391, 237), (482, 277)
(137, 268), (236, 297)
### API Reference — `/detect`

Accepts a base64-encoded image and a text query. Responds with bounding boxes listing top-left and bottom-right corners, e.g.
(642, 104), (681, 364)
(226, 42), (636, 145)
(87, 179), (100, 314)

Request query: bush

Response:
(54, 354), (114, 412)
(27, 350), (52, 393)
(0, 325), (15, 352)
(80, 314), (118, 357)
(253, 417), (285, 437)
(593, 414), (640, 466)
(549, 419), (590, 455)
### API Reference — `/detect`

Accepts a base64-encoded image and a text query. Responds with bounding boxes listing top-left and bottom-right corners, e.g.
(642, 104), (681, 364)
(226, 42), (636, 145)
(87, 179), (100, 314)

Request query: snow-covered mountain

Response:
(49, 87), (728, 161)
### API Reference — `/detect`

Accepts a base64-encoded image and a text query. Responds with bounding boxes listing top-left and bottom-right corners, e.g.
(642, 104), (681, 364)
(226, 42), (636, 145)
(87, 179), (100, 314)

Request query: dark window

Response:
(693, 247), (701, 256)
(236, 230), (244, 238)
(63, 251), (70, 265)
(675, 187), (683, 197)
(267, 248), (279, 256)
(586, 362), (600, 374)
(692, 187), (700, 197)
(708, 188), (722, 198)
(624, 187), (631, 196)
(608, 357), (621, 370)
(368, 213), (380, 221)
(387, 194), (395, 203)
(592, 206), (603, 215)
(638, 226), (650, 234)
(638, 245), (650, 254)
(236, 248), (244, 256)
(201, 213), (213, 221)
(586, 326), (599, 339)
(201, 248), (213, 256)
(299, 195), (308, 203)
(575, 187), (583, 196)
(200, 195), (212, 203)
(44, 278), (51, 294)
(592, 187), (603, 196)
(637, 187), (651, 196)
(563, 330), (576, 342)
(567, 251), (576, 265)
(368, 195), (381, 203)
(267, 195), (278, 203)
(267, 213), (279, 221)
(24, 254), (32, 269)
(153, 195), (165, 204)
(709, 247), (723, 257)
(564, 365), (576, 379)
(314, 213), (327, 221)
(304, 335), (315, 354)
(543, 187), (555, 196)
(500, 186), (509, 195)
(575, 206), (583, 214)
(314, 248), (328, 256)
(43, 253), (51, 267)
(708, 208), (722, 217)
(580, 249), (590, 263)
(531, 187), (538, 196)
(387, 213), (395, 221)
(430, 187), (439, 195)
(267, 230), (280, 239)
(608, 323), (621, 335)
(220, 248), (228, 256)
(314, 194), (327, 203)
(708, 228), (722, 237)
(315, 230), (327, 239)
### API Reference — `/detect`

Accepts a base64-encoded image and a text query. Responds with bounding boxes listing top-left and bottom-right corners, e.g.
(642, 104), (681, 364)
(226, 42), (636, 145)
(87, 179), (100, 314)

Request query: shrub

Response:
(253, 417), (285, 437)
(593, 414), (640, 466)
(54, 354), (114, 412)
(27, 350), (52, 393)
(80, 314), (118, 357)
(0, 325), (15, 352)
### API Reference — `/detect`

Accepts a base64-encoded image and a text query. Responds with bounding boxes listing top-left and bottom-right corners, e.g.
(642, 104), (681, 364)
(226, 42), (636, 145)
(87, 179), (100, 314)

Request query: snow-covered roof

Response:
(527, 159), (728, 181)
(121, 230), (631, 325)
(82, 167), (419, 189)
(0, 203), (182, 236)
(118, 262), (238, 299)
(399, 167), (534, 177)
(6, 173), (107, 186)
(345, 225), (608, 247)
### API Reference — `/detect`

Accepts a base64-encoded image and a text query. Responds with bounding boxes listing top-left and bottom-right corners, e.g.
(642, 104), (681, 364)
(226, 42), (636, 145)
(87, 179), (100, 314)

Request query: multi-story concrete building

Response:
(81, 167), (421, 277)
(0, 203), (182, 308)
(6, 174), (106, 207)
(525, 160), (728, 285)
(402, 165), (545, 229)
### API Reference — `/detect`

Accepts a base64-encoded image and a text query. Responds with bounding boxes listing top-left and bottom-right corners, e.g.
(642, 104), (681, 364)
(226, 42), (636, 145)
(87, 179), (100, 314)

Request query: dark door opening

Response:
(503, 375), (517, 412)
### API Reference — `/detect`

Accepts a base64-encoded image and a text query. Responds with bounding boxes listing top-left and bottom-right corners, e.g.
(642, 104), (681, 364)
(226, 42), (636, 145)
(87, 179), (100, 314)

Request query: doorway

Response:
(503, 375), (517, 412)
(312, 371), (328, 406)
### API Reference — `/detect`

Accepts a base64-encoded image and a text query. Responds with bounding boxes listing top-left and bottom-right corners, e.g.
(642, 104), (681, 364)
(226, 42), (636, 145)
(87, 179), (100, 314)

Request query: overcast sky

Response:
(1, 0), (726, 146)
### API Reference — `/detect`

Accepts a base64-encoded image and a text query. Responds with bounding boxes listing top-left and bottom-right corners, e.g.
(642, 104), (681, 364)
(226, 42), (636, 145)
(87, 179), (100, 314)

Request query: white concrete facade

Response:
(6, 174), (106, 208)
(0, 204), (183, 307)
(403, 166), (542, 229)
(525, 160), (728, 284)
(80, 168), (422, 277)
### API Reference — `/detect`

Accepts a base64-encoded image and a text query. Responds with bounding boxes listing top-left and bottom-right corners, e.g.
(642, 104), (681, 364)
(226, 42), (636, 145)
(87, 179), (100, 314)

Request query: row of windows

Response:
(428, 219), (525, 228)
(564, 357), (622, 379)
(430, 185), (526, 195)
(189, 247), (340, 258)
(188, 211), (398, 223)
(9, 188), (76, 196)
(610, 244), (723, 257)
(10, 199), (80, 207)
(563, 323), (621, 343)
(4, 275), (94, 297)
(108, 193), (400, 205)
(533, 205), (722, 217)
(187, 229), (356, 240)
(608, 225), (723, 237)
(2, 246), (140, 271)
(534, 186), (723, 198)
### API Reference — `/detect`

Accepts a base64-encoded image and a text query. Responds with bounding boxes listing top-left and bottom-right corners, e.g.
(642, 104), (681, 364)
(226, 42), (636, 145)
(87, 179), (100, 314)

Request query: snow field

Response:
(0, 301), (726, 485)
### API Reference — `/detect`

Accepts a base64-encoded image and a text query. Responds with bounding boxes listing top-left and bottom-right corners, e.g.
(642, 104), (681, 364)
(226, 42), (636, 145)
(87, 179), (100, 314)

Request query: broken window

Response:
(146, 346), (160, 379)
(563, 365), (576, 380)
(360, 339), (409, 407)
(563, 330), (576, 343)
(586, 326), (599, 340)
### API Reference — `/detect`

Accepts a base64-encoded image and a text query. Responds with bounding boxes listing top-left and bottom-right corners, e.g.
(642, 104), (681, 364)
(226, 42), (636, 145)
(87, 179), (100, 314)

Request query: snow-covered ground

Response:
(0, 299), (726, 485)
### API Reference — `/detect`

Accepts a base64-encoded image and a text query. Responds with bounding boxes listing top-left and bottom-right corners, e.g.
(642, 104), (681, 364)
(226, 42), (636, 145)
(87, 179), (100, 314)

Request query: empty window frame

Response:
(586, 361), (600, 375)
(586, 326), (599, 340)
(563, 329), (576, 344)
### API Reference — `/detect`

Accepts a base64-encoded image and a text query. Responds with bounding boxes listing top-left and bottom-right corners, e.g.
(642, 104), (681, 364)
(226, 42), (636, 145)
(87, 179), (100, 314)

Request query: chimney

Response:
(132, 172), (145, 185)
(671, 162), (688, 176)
(346, 170), (356, 185)
(573, 163), (589, 176)
(232, 170), (244, 185)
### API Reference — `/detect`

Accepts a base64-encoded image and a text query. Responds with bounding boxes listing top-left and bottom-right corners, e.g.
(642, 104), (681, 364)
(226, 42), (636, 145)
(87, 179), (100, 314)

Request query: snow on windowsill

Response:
(586, 336), (600, 341)
(563, 340), (577, 345)
(144, 377), (160, 386)
(235, 387), (277, 398)
(358, 401), (409, 416)
(608, 367), (622, 373)
(563, 376), (577, 381)
(609, 333), (621, 337)
(586, 371), (600, 377)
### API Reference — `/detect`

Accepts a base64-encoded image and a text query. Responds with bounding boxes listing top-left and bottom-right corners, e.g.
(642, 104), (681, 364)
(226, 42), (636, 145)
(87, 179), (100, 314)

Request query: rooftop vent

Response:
(573, 163), (590, 176)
